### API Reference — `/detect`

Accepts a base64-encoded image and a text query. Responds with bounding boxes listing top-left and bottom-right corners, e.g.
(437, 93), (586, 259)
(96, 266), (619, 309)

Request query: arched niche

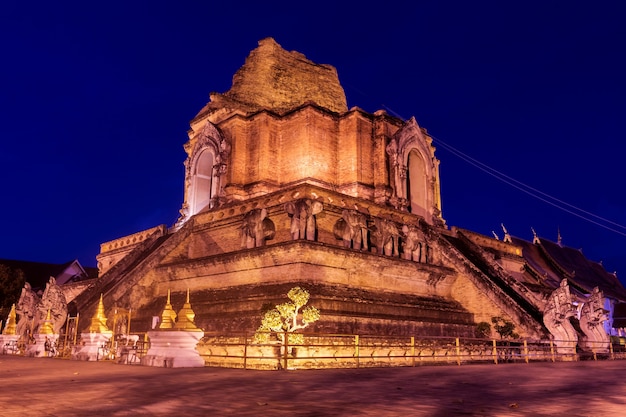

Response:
(190, 149), (216, 215)
(406, 149), (428, 217)
(178, 121), (230, 223)
(386, 117), (442, 225)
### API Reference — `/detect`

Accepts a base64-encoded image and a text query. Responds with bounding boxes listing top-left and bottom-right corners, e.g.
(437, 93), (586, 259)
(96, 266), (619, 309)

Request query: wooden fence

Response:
(4, 331), (625, 370)
(196, 332), (626, 370)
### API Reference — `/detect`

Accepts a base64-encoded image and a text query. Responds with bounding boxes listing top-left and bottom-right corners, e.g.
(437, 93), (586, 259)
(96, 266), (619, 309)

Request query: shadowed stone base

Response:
(72, 332), (113, 361)
(0, 335), (20, 354)
(26, 334), (58, 357)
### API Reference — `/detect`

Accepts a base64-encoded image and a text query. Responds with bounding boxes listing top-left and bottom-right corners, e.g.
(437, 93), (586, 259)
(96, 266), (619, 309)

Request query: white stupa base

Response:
(26, 334), (58, 357)
(72, 332), (113, 361)
(0, 335), (20, 354)
(142, 329), (205, 368)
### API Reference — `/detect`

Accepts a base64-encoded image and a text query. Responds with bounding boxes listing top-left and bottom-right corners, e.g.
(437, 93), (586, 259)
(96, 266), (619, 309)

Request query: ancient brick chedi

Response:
(69, 38), (626, 344)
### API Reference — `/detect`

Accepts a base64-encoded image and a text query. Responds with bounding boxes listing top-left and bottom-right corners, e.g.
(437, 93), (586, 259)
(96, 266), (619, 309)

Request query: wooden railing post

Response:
(523, 340), (529, 364)
(283, 331), (289, 370)
(455, 338), (461, 366)
(354, 335), (360, 368)
(410, 336), (415, 367)
(74, 313), (80, 345)
(492, 339), (498, 364)
(243, 333), (248, 370)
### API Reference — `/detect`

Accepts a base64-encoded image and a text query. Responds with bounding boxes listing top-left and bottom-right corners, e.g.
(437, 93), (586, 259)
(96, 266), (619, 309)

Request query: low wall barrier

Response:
(4, 332), (624, 370)
(196, 333), (625, 370)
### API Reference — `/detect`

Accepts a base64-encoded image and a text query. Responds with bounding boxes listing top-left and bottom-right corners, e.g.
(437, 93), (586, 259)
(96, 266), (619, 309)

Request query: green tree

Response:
(491, 316), (519, 339)
(476, 321), (491, 338)
(0, 265), (25, 329)
(254, 287), (320, 348)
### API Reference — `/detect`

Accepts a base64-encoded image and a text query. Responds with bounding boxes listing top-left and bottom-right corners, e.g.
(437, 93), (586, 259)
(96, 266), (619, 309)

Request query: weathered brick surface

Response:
(221, 37), (347, 114)
(81, 40), (547, 345)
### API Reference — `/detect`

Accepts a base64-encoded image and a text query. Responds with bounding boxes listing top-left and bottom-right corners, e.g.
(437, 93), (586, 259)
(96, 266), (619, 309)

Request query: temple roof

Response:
(511, 236), (626, 302)
(510, 237), (563, 288)
(537, 237), (626, 301)
(194, 38), (348, 119)
(0, 258), (98, 291)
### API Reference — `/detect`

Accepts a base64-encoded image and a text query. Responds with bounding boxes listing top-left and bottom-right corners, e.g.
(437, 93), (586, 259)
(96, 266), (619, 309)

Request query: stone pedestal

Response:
(26, 334), (59, 357)
(0, 335), (20, 354)
(72, 331), (113, 361)
(142, 329), (204, 368)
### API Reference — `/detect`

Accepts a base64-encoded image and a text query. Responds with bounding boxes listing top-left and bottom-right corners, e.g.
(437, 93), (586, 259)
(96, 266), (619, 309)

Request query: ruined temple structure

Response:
(69, 38), (626, 343)
(459, 226), (626, 349)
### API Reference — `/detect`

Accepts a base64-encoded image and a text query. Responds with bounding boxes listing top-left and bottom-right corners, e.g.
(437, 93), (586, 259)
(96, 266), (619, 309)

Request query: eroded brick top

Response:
(205, 38), (348, 116)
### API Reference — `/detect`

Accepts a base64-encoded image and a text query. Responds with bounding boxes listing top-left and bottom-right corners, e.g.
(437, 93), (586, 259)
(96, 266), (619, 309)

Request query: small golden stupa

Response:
(2, 304), (17, 335)
(174, 289), (200, 331)
(159, 289), (177, 329)
(88, 294), (111, 333)
(38, 309), (55, 335)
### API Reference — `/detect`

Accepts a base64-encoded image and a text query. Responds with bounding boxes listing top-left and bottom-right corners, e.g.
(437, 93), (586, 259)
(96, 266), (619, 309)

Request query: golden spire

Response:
(174, 288), (200, 331)
(88, 294), (111, 333)
(2, 304), (17, 335)
(159, 289), (177, 329)
(39, 308), (55, 335)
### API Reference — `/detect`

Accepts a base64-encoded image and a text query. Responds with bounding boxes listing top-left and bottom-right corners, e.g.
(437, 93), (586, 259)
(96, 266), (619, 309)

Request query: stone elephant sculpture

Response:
(284, 198), (324, 241)
(401, 224), (425, 262)
(241, 208), (276, 248)
(370, 218), (400, 257)
(333, 209), (368, 250)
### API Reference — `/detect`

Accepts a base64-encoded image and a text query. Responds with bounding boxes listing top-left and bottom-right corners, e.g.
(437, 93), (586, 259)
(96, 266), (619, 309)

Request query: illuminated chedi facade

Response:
(71, 38), (625, 345)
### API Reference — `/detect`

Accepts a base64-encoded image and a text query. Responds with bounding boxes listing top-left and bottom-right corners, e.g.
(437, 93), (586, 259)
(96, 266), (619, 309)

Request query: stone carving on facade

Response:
(284, 199), (323, 241)
(38, 277), (68, 334)
(385, 139), (404, 202)
(211, 137), (231, 208)
(15, 282), (40, 341)
(333, 209), (369, 250)
(370, 218), (401, 257)
(178, 203), (190, 222)
(579, 287), (610, 353)
(385, 117), (442, 223)
(15, 278), (68, 340)
(240, 208), (276, 248)
(177, 121), (231, 227)
(401, 224), (427, 262)
(543, 279), (578, 355)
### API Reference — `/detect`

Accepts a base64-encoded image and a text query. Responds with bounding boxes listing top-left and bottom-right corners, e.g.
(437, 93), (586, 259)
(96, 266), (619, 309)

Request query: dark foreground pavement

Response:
(1, 356), (625, 416)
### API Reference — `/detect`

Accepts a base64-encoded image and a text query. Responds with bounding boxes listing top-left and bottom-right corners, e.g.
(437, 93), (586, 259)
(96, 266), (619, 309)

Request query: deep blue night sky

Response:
(1, 2), (625, 284)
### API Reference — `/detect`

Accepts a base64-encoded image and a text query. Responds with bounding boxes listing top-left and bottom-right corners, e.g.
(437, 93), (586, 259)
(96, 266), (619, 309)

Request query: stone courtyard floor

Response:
(1, 356), (625, 416)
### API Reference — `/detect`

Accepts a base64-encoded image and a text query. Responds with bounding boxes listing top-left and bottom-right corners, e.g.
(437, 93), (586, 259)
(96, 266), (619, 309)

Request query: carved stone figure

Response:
(543, 279), (578, 355)
(15, 282), (40, 341)
(38, 277), (68, 334)
(333, 209), (368, 250)
(385, 140), (404, 201)
(210, 138), (231, 208)
(284, 199), (323, 241)
(370, 218), (400, 257)
(401, 224), (427, 262)
(241, 208), (276, 248)
(579, 287), (610, 353)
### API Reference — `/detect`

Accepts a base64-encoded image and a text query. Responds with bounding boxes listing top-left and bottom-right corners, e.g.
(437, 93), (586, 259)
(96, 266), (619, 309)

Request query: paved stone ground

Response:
(1, 356), (625, 416)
